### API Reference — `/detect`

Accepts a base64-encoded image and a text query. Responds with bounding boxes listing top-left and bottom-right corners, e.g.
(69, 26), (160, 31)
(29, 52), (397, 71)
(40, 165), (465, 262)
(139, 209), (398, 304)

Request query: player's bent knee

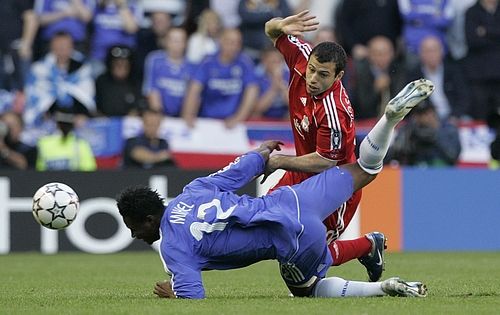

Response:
(285, 276), (320, 297)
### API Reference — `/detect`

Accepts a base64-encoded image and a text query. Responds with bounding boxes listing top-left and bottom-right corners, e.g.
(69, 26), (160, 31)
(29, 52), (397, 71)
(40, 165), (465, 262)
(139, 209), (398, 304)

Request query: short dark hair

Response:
(310, 42), (346, 76)
(51, 30), (73, 41)
(116, 186), (165, 222)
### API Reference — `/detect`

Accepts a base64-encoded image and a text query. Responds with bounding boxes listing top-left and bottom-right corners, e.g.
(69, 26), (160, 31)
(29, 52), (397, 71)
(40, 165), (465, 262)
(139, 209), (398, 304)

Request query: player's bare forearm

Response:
(269, 152), (337, 174)
(265, 18), (285, 43)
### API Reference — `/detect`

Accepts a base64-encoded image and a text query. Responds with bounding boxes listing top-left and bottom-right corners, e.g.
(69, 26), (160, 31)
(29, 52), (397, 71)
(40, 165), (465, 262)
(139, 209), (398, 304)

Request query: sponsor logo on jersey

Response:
(301, 115), (309, 133)
(293, 118), (305, 140)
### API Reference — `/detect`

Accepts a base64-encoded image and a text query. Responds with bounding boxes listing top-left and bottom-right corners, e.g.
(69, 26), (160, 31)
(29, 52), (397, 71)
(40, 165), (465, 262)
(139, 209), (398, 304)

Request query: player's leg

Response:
(280, 212), (333, 297)
(312, 276), (427, 298)
(291, 79), (434, 232)
(343, 78), (435, 191)
(325, 193), (386, 281)
(324, 79), (434, 279)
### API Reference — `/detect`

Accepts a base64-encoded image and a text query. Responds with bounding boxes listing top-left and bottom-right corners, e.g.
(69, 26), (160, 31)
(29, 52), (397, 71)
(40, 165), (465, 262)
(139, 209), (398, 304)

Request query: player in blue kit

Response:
(117, 79), (434, 299)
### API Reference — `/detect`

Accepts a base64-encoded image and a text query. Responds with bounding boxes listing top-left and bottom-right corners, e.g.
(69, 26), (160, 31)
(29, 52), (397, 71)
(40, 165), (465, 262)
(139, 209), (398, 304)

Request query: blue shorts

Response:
(278, 166), (354, 286)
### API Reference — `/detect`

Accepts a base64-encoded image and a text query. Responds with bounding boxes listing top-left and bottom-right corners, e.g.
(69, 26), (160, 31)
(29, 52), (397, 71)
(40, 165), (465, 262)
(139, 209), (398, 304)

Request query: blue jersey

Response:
(35, 0), (96, 42)
(192, 53), (257, 118)
(255, 63), (290, 118)
(158, 151), (354, 298)
(90, 2), (142, 60)
(142, 51), (193, 116)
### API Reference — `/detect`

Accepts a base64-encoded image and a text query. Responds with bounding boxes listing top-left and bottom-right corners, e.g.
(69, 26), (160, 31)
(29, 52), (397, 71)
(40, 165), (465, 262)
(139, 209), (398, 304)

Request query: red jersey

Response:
(273, 34), (361, 242)
(275, 34), (357, 165)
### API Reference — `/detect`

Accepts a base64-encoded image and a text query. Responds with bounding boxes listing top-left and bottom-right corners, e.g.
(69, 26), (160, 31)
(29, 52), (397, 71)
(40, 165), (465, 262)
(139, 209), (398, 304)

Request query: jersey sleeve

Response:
(275, 34), (311, 71)
(170, 263), (205, 299)
(196, 151), (265, 192)
(34, 0), (48, 14)
(160, 241), (205, 299)
(315, 89), (355, 161)
(142, 52), (157, 94)
(191, 59), (210, 85)
(241, 55), (258, 86)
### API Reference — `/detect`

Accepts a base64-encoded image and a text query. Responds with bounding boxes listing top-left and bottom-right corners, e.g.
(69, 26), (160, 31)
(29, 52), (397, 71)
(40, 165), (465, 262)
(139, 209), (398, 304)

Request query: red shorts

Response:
(271, 170), (362, 244)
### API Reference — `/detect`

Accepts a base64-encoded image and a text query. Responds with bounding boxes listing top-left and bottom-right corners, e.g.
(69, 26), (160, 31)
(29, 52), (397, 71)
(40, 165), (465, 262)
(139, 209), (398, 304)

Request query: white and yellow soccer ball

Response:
(32, 182), (80, 230)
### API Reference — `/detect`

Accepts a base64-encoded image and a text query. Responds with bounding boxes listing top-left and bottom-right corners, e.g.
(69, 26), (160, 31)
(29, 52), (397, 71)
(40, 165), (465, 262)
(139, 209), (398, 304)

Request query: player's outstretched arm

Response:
(265, 10), (319, 44)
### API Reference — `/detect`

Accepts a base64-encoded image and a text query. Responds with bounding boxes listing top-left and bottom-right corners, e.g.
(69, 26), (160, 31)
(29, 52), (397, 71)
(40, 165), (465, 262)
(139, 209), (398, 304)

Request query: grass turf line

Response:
(0, 252), (499, 314)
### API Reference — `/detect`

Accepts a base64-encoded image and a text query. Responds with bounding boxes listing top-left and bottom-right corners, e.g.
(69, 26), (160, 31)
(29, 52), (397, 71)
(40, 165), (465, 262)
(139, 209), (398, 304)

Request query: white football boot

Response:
(381, 277), (428, 297)
(385, 78), (435, 122)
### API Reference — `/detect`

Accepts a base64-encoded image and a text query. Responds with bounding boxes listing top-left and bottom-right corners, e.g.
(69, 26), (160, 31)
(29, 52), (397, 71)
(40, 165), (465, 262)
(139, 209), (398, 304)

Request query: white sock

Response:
(313, 277), (385, 297)
(357, 115), (398, 174)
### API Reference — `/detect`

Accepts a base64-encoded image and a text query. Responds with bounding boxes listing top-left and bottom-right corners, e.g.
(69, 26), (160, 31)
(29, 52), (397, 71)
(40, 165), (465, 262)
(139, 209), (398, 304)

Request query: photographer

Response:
(0, 111), (37, 170)
(387, 102), (461, 167)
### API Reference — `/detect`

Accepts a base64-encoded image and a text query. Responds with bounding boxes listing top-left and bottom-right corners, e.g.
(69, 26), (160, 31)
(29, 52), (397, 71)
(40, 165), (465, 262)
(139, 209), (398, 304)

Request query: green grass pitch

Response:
(1, 252), (499, 314)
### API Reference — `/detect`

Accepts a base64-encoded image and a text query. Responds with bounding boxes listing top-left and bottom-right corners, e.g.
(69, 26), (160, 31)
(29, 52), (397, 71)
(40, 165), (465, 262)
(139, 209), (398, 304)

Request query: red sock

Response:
(329, 236), (372, 266)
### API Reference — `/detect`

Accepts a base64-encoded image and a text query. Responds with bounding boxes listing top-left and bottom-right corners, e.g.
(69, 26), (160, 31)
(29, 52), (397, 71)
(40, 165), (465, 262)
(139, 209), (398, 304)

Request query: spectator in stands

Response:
(136, 10), (172, 80)
(143, 28), (193, 117)
(0, 111), (37, 170)
(252, 46), (289, 120)
(36, 110), (96, 171)
(0, 0), (38, 92)
(398, 0), (455, 65)
(407, 35), (470, 120)
(446, 0), (476, 62)
(311, 27), (337, 47)
(387, 102), (461, 167)
(24, 31), (95, 127)
(488, 109), (500, 169)
(464, 0), (500, 120)
(35, 0), (94, 53)
(336, 0), (402, 59)
(186, 9), (221, 64)
(288, 0), (342, 41)
(238, 0), (291, 60)
(95, 45), (141, 117)
(140, 0), (185, 22)
(122, 107), (174, 169)
(90, 0), (142, 77)
(351, 36), (407, 120)
(183, 0), (210, 35)
(210, 0), (241, 28)
(182, 28), (259, 129)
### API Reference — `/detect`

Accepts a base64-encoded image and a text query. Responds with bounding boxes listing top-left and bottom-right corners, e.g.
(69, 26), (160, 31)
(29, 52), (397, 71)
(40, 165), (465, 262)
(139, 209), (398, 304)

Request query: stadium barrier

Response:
(22, 117), (496, 170)
(1, 168), (499, 254)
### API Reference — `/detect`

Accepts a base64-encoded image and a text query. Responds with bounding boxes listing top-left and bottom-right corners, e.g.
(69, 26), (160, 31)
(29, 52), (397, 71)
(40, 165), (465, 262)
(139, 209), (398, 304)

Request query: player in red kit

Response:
(264, 10), (386, 282)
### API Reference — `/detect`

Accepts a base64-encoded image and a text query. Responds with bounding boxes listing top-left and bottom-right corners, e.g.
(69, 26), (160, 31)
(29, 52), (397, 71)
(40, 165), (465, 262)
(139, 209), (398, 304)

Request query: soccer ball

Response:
(32, 182), (80, 230)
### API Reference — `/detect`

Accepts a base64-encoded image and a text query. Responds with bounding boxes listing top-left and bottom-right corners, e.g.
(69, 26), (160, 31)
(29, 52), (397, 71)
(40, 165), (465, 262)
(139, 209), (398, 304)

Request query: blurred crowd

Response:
(0, 0), (499, 171)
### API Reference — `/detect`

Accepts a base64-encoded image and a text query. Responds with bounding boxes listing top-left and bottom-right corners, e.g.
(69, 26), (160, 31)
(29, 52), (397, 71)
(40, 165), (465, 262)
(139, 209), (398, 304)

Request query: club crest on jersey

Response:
(231, 66), (242, 77)
(301, 115), (310, 133)
(300, 97), (307, 106)
(346, 104), (354, 121)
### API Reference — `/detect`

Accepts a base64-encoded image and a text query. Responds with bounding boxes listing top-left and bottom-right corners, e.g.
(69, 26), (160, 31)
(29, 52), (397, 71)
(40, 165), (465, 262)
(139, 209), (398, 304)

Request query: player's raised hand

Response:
(279, 10), (319, 37)
(153, 280), (175, 298)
